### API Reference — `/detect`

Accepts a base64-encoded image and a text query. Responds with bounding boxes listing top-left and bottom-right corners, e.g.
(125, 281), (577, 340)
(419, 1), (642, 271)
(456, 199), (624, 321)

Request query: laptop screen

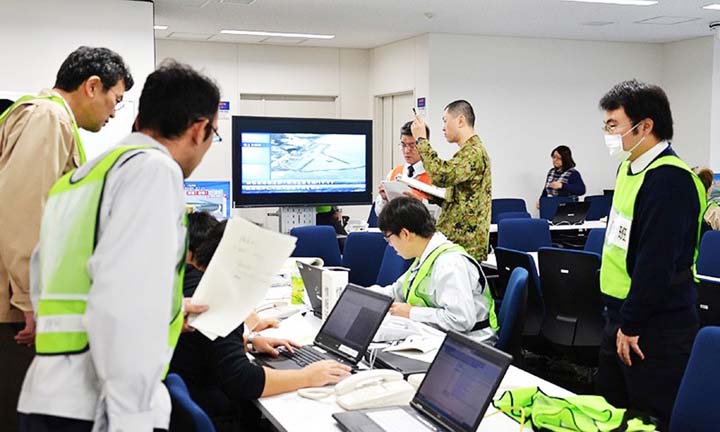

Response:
(316, 285), (391, 359)
(413, 334), (510, 432)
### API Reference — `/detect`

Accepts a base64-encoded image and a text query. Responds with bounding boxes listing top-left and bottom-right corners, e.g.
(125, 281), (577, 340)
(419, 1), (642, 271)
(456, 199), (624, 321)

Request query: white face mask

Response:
(604, 122), (644, 161)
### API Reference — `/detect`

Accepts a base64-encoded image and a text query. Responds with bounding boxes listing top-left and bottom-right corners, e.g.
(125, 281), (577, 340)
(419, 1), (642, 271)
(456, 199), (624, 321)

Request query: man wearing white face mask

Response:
(597, 79), (706, 429)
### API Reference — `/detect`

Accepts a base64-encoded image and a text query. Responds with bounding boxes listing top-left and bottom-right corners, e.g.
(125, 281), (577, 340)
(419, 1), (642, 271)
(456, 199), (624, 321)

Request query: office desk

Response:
(489, 220), (606, 234)
(254, 314), (574, 432)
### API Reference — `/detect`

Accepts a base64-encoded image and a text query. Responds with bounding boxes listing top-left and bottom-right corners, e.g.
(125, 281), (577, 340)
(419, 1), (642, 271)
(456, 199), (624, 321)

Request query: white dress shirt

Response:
(629, 140), (669, 174)
(369, 232), (497, 343)
(18, 133), (187, 431)
(374, 160), (427, 215)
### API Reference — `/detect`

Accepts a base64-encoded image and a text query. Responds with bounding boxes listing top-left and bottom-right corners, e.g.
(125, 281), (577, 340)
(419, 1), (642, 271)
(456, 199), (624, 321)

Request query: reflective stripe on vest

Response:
(493, 387), (657, 431)
(36, 145), (185, 378)
(600, 155), (707, 300)
(401, 243), (498, 331)
(0, 94), (86, 164)
(389, 165), (431, 200)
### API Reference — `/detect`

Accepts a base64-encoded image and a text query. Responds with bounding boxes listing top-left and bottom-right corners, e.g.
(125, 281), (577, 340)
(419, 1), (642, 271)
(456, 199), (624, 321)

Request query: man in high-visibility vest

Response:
(17, 61), (220, 432)
(0, 46), (132, 431)
(374, 121), (433, 215)
(369, 196), (497, 344)
(597, 79), (706, 429)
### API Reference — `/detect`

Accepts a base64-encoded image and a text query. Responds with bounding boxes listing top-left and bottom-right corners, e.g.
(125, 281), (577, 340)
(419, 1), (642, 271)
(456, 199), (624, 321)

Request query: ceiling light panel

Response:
(220, 30), (334, 39)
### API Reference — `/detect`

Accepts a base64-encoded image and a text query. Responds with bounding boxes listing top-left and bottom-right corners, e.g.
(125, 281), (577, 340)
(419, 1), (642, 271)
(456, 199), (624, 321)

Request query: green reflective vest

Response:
(600, 155), (706, 300)
(402, 243), (498, 331)
(0, 94), (87, 164)
(493, 386), (657, 431)
(35, 145), (185, 377)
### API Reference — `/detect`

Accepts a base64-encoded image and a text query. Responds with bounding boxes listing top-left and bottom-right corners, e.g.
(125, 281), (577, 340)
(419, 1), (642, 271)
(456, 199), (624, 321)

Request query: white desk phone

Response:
(298, 369), (415, 410)
(373, 315), (423, 342)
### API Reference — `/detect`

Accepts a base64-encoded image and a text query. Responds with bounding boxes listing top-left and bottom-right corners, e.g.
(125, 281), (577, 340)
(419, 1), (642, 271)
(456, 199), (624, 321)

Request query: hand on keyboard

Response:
(252, 336), (301, 357)
(301, 360), (353, 387)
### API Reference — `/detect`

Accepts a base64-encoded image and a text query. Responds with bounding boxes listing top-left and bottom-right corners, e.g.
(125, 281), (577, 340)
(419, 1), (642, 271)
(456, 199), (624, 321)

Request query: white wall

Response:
(661, 37), (714, 170)
(0, 0), (155, 159)
(156, 40), (372, 226)
(711, 35), (720, 172)
(424, 34), (665, 214)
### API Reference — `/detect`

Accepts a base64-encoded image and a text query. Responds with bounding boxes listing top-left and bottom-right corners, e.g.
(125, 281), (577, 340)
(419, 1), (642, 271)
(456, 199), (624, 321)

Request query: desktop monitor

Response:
(232, 116), (373, 207)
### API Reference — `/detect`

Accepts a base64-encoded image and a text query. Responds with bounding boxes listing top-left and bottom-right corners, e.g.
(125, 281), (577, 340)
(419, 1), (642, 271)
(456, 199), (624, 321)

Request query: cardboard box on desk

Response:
(321, 267), (349, 322)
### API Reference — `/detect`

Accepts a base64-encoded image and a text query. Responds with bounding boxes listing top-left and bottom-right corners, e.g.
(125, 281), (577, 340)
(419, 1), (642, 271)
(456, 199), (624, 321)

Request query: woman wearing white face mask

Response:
(596, 79), (707, 430)
(536, 145), (586, 209)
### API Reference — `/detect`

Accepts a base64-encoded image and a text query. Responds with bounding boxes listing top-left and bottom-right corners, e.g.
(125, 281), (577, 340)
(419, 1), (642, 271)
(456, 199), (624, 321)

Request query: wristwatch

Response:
(246, 331), (261, 353)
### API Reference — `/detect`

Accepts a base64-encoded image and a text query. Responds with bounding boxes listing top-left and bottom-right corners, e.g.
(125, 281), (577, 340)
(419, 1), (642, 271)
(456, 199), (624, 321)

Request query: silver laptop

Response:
(297, 261), (324, 318)
(255, 284), (392, 370)
(333, 331), (512, 432)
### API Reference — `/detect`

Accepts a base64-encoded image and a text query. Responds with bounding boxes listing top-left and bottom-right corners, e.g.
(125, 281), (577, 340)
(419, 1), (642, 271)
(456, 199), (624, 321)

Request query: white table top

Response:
(482, 251), (539, 272)
(489, 219), (606, 234)
(254, 314), (573, 432)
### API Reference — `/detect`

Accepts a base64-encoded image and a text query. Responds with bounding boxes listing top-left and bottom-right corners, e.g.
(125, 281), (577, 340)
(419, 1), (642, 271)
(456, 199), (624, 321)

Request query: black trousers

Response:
(0, 323), (34, 432)
(19, 413), (166, 432)
(597, 318), (697, 430)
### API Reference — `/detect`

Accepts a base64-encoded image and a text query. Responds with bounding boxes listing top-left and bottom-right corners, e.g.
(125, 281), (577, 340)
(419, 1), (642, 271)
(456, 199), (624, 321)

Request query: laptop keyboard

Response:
(278, 346), (328, 367)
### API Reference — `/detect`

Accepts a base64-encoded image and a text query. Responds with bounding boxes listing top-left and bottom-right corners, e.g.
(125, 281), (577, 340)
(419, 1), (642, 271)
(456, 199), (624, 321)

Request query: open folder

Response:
(395, 175), (446, 200)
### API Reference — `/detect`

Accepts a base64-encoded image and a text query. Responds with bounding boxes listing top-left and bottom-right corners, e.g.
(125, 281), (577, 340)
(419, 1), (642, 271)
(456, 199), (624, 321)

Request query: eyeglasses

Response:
(383, 232), (396, 242)
(602, 121), (635, 134)
(107, 88), (125, 111)
(212, 126), (222, 143)
(398, 142), (417, 150)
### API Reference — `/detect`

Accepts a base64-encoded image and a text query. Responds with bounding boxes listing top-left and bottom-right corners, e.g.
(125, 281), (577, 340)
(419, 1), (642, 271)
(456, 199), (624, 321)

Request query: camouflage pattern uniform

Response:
(416, 135), (492, 261)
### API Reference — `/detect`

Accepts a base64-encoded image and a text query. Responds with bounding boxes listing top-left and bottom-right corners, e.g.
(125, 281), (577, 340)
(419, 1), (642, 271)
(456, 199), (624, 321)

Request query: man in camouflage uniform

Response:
(411, 100), (492, 261)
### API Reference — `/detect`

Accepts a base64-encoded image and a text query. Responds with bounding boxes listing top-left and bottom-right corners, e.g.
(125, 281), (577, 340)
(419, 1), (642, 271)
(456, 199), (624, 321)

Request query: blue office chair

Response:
(497, 218), (551, 252)
(495, 211), (531, 223)
(376, 243), (413, 286)
(583, 228), (606, 257)
(539, 196), (575, 220)
(697, 231), (720, 278)
(491, 198), (528, 224)
(495, 267), (528, 357)
(342, 232), (387, 286)
(495, 247), (544, 337)
(585, 195), (612, 221)
(166, 373), (216, 432)
(670, 326), (720, 432)
(367, 202), (379, 228)
(289, 225), (342, 267)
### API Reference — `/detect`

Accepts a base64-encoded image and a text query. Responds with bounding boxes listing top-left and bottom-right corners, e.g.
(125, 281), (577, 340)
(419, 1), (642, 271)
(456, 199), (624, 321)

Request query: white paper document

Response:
(381, 180), (413, 201)
(259, 312), (317, 345)
(395, 175), (447, 200)
(189, 217), (297, 340)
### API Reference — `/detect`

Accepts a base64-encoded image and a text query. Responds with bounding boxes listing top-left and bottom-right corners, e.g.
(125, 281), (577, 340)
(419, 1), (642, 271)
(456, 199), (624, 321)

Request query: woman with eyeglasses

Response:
(536, 145), (586, 209)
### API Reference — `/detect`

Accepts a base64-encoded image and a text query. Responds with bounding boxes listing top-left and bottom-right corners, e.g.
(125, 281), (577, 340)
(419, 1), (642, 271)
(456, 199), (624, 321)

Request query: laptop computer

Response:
(333, 331), (512, 432)
(297, 261), (324, 318)
(551, 201), (590, 225)
(255, 284), (392, 370)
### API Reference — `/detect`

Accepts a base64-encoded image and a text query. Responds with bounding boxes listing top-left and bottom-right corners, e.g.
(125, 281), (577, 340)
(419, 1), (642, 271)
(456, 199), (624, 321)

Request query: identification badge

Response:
(606, 207), (632, 251)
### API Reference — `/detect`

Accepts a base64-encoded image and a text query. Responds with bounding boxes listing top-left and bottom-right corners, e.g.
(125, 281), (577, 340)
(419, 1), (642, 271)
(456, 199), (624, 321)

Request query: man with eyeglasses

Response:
(597, 79), (706, 429)
(0, 46), (132, 431)
(374, 121), (433, 215)
(369, 197), (497, 343)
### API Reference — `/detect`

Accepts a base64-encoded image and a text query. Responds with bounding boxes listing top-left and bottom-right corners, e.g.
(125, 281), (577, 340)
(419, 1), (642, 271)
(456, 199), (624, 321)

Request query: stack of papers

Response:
(189, 217), (297, 340)
(395, 175), (447, 200)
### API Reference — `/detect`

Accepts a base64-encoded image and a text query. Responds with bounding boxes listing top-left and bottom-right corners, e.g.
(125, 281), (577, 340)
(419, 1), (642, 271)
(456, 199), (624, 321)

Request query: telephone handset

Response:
(298, 369), (415, 410)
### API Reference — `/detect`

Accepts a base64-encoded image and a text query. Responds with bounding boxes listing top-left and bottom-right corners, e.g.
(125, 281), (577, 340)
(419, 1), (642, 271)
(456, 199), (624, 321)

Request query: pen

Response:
(412, 107), (417, 116)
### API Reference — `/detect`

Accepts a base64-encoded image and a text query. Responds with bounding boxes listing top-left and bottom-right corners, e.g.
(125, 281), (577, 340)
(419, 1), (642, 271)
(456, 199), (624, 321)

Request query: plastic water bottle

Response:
(290, 266), (304, 305)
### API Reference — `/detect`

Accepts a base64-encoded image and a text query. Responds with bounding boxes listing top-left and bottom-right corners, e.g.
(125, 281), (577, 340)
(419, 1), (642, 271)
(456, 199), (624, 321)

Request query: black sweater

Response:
(169, 264), (266, 417)
(604, 147), (701, 336)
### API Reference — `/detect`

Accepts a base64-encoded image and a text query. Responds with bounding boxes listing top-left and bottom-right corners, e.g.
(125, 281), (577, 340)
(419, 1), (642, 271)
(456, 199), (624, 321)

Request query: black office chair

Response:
(538, 247), (603, 347)
(495, 247), (544, 337)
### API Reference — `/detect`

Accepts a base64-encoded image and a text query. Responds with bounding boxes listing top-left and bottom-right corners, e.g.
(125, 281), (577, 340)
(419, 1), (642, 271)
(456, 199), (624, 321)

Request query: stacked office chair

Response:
(342, 231), (387, 286)
(367, 202), (379, 228)
(497, 218), (552, 253)
(583, 228), (606, 257)
(669, 326), (720, 432)
(375, 243), (413, 286)
(538, 248), (603, 348)
(495, 267), (528, 361)
(494, 247), (543, 337)
(495, 211), (532, 223)
(491, 198), (528, 223)
(584, 195), (612, 221)
(166, 373), (216, 432)
(695, 231), (720, 327)
(539, 196), (575, 220)
(289, 225), (342, 266)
